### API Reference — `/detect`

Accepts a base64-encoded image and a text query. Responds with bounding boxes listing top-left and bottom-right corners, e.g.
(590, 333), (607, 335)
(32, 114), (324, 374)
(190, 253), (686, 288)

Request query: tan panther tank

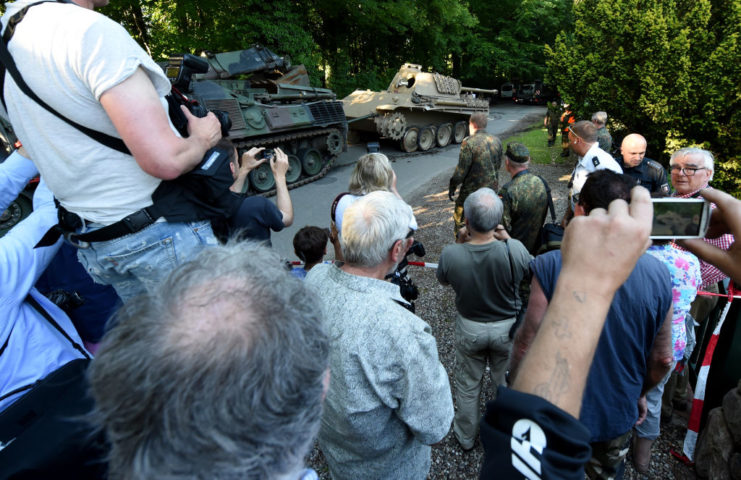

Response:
(342, 63), (497, 152)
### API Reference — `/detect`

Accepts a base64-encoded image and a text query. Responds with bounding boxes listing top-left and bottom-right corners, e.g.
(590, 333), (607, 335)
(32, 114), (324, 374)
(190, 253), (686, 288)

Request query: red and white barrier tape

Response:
(682, 282), (736, 461)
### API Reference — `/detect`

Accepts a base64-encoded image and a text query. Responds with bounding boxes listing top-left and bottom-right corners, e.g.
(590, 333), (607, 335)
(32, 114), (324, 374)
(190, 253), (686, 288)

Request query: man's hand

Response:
(493, 225), (511, 241)
(635, 395), (648, 426)
(180, 106), (221, 151)
(329, 221), (340, 246)
(560, 186), (653, 297)
(239, 147), (266, 175)
(270, 148), (290, 179)
(448, 190), (456, 202)
(680, 188), (741, 285)
(455, 226), (470, 244)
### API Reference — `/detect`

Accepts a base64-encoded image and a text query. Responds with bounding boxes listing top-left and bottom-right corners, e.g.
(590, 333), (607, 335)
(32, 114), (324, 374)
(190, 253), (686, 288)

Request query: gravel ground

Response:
(307, 124), (698, 479)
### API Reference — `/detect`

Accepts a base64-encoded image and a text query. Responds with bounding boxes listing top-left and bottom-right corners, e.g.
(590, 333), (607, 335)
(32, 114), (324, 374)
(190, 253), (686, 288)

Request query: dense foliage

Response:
(100, 0), (573, 96)
(546, 0), (741, 197)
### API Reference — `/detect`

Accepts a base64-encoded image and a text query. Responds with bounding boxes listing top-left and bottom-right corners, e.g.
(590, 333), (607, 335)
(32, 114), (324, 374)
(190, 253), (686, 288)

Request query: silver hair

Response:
(591, 111), (607, 126)
(341, 190), (412, 267)
(463, 187), (503, 233)
(670, 147), (715, 180)
(88, 241), (329, 480)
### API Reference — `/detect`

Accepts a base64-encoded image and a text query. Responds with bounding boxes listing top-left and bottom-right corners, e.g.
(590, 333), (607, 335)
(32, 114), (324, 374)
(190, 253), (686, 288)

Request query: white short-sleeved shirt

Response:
(1, 1), (174, 224)
(570, 143), (622, 207)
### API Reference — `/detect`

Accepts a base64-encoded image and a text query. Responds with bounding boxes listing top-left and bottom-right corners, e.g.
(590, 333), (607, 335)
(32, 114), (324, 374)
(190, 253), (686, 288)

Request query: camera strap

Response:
(0, 0), (131, 155)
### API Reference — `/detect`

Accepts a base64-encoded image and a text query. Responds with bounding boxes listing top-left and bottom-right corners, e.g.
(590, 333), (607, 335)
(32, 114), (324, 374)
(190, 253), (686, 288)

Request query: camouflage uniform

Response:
(449, 130), (503, 234)
(620, 157), (669, 195)
(545, 103), (561, 146)
(500, 172), (549, 255)
(596, 126), (612, 154)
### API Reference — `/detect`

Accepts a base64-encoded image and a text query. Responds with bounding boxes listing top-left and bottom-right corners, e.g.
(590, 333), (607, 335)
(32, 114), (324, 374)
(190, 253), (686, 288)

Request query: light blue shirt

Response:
(0, 152), (87, 411)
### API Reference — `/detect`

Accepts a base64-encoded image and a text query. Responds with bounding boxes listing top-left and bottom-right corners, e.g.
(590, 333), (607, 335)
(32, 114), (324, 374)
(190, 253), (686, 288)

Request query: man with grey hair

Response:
(591, 111), (612, 153)
(437, 187), (532, 450)
(664, 147), (734, 417)
(306, 191), (453, 479)
(89, 242), (329, 480)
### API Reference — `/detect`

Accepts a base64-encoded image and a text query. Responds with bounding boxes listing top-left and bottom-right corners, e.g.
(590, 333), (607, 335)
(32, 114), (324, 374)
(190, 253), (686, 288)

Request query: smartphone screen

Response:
(651, 198), (710, 239)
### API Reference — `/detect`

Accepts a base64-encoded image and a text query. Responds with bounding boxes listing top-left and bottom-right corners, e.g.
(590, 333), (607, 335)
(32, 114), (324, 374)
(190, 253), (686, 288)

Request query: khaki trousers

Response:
(453, 314), (515, 449)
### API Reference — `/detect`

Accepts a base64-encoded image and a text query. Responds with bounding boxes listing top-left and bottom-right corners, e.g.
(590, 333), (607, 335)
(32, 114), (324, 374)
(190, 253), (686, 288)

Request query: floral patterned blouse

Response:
(647, 243), (702, 361)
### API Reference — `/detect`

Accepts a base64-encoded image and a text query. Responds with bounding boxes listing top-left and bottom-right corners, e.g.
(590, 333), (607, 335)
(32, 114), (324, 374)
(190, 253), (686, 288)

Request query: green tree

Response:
(546, 0), (741, 196)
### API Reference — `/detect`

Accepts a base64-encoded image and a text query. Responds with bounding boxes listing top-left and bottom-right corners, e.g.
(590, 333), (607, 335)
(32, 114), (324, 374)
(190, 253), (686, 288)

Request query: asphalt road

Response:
(271, 103), (546, 258)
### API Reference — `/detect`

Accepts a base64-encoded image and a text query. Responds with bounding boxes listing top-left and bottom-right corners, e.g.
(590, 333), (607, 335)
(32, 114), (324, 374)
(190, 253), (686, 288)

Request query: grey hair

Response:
(464, 187), (503, 233)
(348, 153), (394, 195)
(670, 147), (715, 180)
(591, 111), (607, 126)
(88, 241), (329, 480)
(341, 190), (412, 267)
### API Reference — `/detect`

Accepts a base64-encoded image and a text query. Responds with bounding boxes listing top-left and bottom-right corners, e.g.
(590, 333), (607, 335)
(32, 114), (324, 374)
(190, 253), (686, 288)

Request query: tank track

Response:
(234, 127), (341, 197)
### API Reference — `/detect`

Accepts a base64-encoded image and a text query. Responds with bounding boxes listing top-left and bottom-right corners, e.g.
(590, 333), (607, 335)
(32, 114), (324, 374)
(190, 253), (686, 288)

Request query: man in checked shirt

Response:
(663, 147), (735, 418)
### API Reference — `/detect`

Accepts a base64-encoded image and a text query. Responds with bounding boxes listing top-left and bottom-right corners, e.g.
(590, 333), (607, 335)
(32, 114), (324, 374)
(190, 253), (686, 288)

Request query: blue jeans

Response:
(76, 219), (217, 303)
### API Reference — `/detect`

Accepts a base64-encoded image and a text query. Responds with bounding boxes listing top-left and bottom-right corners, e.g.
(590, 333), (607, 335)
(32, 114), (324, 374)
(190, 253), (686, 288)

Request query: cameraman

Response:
(0, 0), (222, 301)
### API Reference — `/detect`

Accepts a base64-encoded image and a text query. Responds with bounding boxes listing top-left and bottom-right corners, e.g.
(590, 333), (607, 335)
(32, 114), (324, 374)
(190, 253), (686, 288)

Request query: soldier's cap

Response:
(505, 143), (530, 163)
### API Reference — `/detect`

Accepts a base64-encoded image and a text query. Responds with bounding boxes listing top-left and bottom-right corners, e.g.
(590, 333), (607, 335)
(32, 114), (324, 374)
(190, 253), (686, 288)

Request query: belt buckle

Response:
(64, 231), (90, 249)
(122, 209), (154, 233)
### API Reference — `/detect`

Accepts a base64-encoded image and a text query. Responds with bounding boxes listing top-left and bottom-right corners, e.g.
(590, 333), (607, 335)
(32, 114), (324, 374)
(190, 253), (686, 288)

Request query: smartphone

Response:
(650, 198), (710, 239)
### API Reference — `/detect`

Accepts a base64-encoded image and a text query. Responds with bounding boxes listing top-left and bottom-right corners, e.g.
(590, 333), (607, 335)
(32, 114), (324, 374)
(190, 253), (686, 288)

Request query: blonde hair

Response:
(348, 153), (394, 195)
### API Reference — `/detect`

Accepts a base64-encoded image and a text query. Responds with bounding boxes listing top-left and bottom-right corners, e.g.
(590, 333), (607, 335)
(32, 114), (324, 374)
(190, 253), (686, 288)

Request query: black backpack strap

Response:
(0, 0), (131, 155)
(537, 175), (557, 222)
(25, 293), (91, 360)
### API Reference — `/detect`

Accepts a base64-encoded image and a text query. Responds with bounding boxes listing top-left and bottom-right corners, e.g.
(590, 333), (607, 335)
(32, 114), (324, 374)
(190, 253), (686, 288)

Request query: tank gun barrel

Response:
(460, 86), (498, 96)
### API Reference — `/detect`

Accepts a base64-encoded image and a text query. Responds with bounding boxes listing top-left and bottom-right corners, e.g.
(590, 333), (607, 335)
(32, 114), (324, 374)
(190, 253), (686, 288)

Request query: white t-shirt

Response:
(570, 142), (622, 207)
(1, 1), (173, 224)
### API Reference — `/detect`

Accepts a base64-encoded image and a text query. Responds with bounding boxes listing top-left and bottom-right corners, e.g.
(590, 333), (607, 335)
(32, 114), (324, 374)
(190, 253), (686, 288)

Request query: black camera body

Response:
(386, 240), (425, 312)
(166, 54), (232, 138)
(258, 148), (275, 161)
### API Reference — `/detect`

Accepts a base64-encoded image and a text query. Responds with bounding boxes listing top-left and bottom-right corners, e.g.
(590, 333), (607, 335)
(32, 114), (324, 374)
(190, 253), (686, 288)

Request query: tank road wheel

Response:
(436, 123), (453, 147)
(285, 154), (302, 184)
(325, 130), (344, 156)
(299, 148), (324, 176)
(248, 163), (275, 193)
(453, 121), (468, 143)
(418, 126), (435, 151)
(401, 127), (419, 153)
(384, 112), (407, 140)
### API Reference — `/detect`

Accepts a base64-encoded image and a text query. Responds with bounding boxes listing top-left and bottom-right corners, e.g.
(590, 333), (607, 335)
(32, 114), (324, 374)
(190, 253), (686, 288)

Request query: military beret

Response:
(505, 143), (530, 163)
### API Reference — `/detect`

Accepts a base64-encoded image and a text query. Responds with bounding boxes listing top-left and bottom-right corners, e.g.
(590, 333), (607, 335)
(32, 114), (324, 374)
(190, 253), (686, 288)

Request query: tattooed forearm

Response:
(532, 352), (570, 403)
(551, 316), (571, 339)
(572, 291), (586, 303)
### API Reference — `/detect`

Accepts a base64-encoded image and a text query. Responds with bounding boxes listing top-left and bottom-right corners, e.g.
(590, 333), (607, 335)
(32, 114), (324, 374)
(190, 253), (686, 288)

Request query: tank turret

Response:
(342, 63), (497, 152)
(165, 45), (348, 194)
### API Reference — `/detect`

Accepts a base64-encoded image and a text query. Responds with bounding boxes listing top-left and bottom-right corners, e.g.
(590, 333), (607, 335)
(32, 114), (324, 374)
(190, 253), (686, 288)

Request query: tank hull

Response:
(342, 64), (494, 151)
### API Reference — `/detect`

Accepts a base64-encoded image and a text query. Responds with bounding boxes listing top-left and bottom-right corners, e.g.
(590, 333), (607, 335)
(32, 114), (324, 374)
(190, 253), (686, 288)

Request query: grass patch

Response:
(501, 122), (571, 165)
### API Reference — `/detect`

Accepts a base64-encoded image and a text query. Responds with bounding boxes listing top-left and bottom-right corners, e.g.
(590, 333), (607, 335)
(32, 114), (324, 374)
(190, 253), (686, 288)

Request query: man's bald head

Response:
(620, 134), (648, 168)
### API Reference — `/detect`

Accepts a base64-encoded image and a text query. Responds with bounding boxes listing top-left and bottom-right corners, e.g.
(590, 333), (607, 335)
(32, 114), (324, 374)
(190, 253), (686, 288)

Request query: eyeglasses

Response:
(567, 126), (581, 141)
(670, 165), (707, 177)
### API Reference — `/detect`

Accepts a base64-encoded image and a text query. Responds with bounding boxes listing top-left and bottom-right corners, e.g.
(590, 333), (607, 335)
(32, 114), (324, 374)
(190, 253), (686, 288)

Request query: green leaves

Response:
(547, 0), (740, 196)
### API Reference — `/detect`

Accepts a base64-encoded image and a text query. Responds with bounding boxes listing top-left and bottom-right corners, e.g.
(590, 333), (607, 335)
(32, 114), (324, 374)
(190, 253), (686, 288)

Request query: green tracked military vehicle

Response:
(165, 46), (348, 194)
(342, 64), (497, 153)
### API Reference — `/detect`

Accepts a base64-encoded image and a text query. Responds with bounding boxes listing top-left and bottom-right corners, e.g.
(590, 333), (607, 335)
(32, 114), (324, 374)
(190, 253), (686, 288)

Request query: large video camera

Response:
(165, 54), (232, 138)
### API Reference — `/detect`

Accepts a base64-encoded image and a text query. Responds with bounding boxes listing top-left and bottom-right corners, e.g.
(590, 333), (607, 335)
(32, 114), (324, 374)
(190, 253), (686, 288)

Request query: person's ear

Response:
(574, 203), (586, 217)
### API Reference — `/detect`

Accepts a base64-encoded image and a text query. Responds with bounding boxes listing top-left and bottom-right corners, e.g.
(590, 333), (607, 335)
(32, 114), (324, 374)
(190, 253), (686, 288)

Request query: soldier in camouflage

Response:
(449, 112), (503, 235)
(618, 134), (669, 195)
(499, 143), (550, 255)
(544, 101), (561, 147)
(592, 111), (612, 154)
